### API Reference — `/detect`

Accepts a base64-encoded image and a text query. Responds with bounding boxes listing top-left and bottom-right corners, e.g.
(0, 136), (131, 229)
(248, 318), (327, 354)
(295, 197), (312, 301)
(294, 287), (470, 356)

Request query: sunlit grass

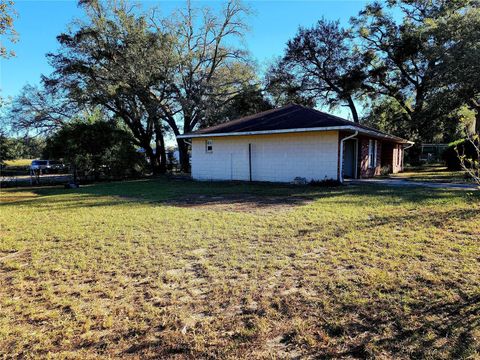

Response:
(391, 165), (470, 184)
(0, 178), (479, 358)
(3, 159), (34, 168)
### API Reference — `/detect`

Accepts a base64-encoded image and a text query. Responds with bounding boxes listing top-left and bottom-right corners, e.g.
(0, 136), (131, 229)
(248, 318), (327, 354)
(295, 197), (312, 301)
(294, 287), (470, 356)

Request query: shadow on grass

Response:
(369, 293), (480, 359)
(1, 177), (478, 211)
(2, 178), (479, 358)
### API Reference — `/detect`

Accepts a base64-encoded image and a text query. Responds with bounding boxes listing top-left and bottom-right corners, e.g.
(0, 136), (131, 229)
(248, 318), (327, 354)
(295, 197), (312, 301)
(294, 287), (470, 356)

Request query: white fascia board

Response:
(177, 125), (413, 144)
(354, 128), (414, 144)
(177, 126), (354, 139)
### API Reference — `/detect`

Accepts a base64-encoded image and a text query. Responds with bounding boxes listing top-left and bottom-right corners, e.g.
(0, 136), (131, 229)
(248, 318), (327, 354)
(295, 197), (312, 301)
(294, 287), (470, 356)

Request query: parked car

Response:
(30, 160), (67, 174)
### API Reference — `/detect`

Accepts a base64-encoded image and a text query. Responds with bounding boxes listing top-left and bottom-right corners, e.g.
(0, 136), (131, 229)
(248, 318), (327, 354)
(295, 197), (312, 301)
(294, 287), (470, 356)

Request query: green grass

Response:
(1, 178), (479, 358)
(391, 165), (471, 184)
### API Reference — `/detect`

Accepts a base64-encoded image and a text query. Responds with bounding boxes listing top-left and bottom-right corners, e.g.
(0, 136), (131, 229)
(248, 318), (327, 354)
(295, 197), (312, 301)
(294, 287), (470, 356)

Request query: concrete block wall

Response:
(191, 131), (340, 182)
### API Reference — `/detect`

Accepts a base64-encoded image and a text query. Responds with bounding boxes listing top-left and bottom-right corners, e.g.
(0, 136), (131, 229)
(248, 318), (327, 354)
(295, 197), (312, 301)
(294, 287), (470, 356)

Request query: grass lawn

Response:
(3, 159), (34, 169)
(390, 165), (472, 184)
(1, 179), (479, 359)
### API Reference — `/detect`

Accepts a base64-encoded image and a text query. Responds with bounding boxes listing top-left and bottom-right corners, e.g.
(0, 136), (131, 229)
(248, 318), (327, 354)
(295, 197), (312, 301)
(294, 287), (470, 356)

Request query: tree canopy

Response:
(268, 19), (364, 122)
(4, 0), (480, 170)
(42, 0), (255, 173)
(44, 117), (145, 181)
(0, 0), (17, 58)
(351, 0), (480, 141)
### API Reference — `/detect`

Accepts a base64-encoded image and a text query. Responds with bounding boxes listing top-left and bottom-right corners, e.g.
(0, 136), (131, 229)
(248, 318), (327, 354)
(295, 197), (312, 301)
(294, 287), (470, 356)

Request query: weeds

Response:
(0, 178), (479, 358)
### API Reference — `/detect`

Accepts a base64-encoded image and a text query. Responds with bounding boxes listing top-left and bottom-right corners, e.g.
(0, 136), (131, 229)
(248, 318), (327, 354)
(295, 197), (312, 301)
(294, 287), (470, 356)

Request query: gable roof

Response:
(177, 104), (412, 144)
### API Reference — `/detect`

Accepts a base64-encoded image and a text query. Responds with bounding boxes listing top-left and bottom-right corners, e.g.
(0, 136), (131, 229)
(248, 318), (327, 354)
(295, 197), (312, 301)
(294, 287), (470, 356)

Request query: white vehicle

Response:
(30, 160), (66, 174)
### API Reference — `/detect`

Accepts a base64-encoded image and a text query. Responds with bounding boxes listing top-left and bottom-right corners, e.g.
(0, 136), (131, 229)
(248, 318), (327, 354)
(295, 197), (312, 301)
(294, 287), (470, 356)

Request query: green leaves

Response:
(0, 0), (18, 58)
(269, 18), (362, 122)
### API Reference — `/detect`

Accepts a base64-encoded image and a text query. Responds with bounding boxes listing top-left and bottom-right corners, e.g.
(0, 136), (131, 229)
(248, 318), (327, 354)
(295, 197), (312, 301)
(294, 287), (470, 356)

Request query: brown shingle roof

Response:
(179, 104), (411, 143)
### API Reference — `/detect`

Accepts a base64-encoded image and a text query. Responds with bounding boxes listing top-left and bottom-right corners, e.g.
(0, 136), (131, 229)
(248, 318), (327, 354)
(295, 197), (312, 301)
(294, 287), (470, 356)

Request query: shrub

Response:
(0, 132), (14, 166)
(380, 165), (391, 176)
(404, 144), (423, 166)
(442, 139), (478, 170)
(456, 134), (480, 187)
(44, 120), (147, 181)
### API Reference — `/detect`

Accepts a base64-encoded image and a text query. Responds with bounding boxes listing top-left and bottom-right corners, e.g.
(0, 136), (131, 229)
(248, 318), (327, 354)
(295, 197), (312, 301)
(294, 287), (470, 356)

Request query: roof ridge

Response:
(193, 104), (299, 134)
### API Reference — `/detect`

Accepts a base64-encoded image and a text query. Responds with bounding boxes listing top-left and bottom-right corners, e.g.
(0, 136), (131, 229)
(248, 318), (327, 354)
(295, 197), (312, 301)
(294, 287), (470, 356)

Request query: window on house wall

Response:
(368, 139), (377, 168)
(206, 139), (213, 153)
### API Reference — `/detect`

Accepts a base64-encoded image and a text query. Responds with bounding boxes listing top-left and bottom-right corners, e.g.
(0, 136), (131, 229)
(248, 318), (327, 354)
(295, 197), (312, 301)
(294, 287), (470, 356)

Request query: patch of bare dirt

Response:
(164, 194), (314, 212)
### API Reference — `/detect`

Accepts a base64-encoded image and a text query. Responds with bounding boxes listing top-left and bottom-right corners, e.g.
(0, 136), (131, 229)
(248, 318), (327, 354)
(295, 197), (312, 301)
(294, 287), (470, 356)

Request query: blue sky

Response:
(1, 0), (370, 113)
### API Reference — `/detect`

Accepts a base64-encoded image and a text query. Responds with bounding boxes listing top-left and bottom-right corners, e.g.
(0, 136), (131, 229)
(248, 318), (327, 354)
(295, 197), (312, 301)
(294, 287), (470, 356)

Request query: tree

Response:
(7, 136), (46, 159)
(267, 19), (364, 122)
(46, 0), (255, 174)
(364, 98), (471, 144)
(202, 85), (273, 127)
(0, 131), (14, 166)
(363, 97), (411, 139)
(151, 0), (256, 172)
(427, 3), (480, 133)
(44, 118), (145, 181)
(9, 84), (78, 135)
(46, 0), (172, 174)
(0, 0), (17, 58)
(351, 0), (479, 142)
(265, 59), (316, 108)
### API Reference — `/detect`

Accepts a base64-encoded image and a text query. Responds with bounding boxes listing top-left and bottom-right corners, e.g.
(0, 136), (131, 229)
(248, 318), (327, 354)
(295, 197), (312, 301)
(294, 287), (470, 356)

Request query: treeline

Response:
(3, 0), (480, 173)
(0, 134), (44, 165)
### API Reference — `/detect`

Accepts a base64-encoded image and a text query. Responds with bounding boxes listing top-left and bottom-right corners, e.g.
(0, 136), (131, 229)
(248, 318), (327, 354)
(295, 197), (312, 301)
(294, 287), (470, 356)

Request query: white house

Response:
(177, 104), (413, 183)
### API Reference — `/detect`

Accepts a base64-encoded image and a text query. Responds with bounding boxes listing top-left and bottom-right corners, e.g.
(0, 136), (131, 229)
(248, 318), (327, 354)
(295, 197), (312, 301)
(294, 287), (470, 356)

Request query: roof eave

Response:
(177, 125), (413, 144)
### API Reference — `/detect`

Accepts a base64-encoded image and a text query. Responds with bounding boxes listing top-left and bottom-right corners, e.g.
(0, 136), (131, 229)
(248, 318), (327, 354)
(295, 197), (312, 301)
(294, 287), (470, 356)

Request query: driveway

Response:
(346, 178), (478, 190)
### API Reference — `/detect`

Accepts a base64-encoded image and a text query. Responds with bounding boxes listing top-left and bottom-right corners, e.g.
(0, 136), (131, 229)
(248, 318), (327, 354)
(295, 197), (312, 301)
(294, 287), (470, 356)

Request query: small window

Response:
(205, 140), (213, 153)
(368, 140), (377, 168)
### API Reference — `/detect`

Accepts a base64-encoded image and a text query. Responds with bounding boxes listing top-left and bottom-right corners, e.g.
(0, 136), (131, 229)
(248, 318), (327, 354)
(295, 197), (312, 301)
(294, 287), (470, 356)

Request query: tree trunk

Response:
(177, 139), (191, 173)
(467, 99), (480, 135)
(144, 145), (162, 175)
(157, 134), (167, 174)
(346, 97), (359, 123)
(156, 132), (167, 174)
(153, 121), (167, 174)
(72, 164), (78, 184)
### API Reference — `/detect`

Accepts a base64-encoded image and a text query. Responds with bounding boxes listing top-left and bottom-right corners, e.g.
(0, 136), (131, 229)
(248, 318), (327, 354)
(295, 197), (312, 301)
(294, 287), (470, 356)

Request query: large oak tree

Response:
(352, 0), (480, 141)
(267, 19), (365, 122)
(45, 0), (174, 173)
(44, 0), (255, 173)
(151, 0), (255, 171)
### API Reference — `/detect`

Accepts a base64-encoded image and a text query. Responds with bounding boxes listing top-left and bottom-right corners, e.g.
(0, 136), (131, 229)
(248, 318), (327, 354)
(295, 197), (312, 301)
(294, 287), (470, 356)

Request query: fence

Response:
(419, 144), (448, 164)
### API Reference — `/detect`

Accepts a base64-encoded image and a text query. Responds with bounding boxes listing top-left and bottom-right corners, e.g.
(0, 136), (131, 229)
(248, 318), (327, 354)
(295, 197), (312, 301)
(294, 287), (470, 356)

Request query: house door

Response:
(343, 139), (357, 179)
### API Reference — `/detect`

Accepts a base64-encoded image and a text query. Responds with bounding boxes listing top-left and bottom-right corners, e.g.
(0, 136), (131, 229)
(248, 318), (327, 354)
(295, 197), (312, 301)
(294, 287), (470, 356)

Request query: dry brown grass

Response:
(0, 179), (479, 359)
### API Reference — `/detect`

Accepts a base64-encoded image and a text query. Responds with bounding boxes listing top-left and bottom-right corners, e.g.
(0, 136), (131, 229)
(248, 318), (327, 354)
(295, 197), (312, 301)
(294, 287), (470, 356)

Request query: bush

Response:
(442, 139), (478, 170)
(44, 120), (147, 181)
(380, 165), (391, 176)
